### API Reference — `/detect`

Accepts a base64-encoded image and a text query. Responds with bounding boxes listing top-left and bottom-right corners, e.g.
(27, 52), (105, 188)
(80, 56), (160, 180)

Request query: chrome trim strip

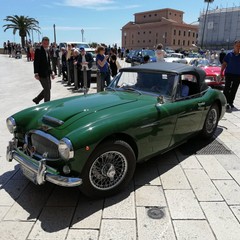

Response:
(42, 115), (64, 126)
(10, 150), (82, 187)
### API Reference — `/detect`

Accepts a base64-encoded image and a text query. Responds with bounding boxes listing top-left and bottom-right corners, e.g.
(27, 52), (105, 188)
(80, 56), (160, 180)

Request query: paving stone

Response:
(215, 154), (240, 170)
(213, 180), (240, 205)
(230, 206), (240, 222)
(66, 229), (99, 240)
(185, 169), (223, 201)
(159, 165), (191, 190)
(228, 170), (240, 184)
(173, 220), (215, 240)
(165, 190), (205, 219)
(137, 206), (176, 240)
(0, 206), (10, 220)
(135, 185), (166, 207)
(134, 161), (161, 186)
(99, 219), (136, 240)
(46, 186), (79, 207)
(0, 164), (20, 187)
(0, 179), (29, 206)
(178, 155), (202, 169)
(71, 196), (103, 229)
(0, 221), (34, 240)
(157, 151), (179, 165)
(4, 183), (53, 221)
(103, 184), (135, 219)
(197, 155), (232, 179)
(201, 202), (240, 240)
(28, 206), (75, 240)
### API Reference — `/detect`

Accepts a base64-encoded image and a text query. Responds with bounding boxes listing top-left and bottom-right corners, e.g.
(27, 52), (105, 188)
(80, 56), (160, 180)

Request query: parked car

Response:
(165, 53), (188, 64)
(125, 50), (136, 63)
(131, 49), (156, 66)
(189, 58), (224, 89)
(6, 62), (226, 198)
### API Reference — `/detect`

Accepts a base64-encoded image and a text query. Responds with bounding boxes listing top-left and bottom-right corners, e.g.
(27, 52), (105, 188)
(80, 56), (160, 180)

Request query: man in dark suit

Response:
(33, 36), (54, 104)
(77, 47), (93, 90)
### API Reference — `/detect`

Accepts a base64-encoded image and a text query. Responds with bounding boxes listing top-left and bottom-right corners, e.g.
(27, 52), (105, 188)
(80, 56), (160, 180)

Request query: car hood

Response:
(40, 91), (138, 129)
(202, 66), (221, 75)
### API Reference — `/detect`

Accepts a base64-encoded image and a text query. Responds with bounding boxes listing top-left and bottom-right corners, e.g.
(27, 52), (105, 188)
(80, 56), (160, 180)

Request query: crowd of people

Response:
(3, 38), (240, 111)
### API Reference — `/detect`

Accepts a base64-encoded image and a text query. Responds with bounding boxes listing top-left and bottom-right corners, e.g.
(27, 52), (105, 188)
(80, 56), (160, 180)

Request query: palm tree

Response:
(3, 15), (41, 47)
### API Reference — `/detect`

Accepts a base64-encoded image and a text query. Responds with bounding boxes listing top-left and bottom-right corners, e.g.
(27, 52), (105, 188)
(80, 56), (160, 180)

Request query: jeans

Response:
(34, 76), (51, 103)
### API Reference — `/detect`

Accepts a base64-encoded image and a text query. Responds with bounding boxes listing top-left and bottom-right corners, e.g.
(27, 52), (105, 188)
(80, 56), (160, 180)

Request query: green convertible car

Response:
(6, 62), (226, 198)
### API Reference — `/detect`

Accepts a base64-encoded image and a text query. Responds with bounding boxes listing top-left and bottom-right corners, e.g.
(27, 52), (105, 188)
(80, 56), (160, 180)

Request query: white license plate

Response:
(21, 166), (37, 184)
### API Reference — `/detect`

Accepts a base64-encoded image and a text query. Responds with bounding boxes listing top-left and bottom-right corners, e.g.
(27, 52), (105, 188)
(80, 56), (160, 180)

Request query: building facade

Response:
(198, 6), (240, 50)
(121, 8), (198, 51)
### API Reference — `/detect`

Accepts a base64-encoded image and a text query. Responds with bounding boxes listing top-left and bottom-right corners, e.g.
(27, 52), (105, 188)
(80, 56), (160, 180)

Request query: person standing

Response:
(96, 45), (110, 91)
(77, 47), (93, 90)
(109, 54), (121, 78)
(221, 40), (240, 111)
(219, 48), (226, 64)
(33, 36), (54, 104)
(155, 43), (166, 62)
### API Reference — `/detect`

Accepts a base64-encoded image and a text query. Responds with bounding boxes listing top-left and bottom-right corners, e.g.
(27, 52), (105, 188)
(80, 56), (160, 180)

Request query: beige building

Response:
(121, 8), (198, 51)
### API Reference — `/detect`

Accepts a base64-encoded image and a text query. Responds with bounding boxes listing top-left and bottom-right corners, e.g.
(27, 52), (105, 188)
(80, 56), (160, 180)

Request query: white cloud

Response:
(64, 0), (115, 8)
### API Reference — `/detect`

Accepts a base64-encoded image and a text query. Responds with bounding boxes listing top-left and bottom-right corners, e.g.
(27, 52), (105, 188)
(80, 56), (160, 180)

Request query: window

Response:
(173, 39), (175, 45)
(179, 30), (181, 36)
(178, 40), (180, 45)
(184, 31), (186, 36)
(174, 29), (176, 35)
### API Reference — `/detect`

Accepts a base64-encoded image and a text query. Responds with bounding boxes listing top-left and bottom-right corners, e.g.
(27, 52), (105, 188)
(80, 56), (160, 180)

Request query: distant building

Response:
(198, 6), (240, 50)
(121, 8), (198, 51)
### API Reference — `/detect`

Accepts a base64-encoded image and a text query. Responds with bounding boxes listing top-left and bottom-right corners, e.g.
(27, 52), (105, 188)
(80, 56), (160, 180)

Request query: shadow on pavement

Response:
(0, 127), (226, 233)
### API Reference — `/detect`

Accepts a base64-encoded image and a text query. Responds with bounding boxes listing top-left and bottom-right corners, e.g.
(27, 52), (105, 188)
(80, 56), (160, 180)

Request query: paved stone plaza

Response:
(1, 54), (240, 240)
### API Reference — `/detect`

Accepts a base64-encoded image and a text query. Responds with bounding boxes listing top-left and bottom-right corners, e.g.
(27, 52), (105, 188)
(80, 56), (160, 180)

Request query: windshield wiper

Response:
(123, 87), (142, 95)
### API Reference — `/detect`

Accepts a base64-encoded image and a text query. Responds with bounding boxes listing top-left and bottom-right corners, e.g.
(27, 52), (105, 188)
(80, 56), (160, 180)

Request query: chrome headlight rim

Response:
(6, 117), (16, 133)
(58, 137), (74, 161)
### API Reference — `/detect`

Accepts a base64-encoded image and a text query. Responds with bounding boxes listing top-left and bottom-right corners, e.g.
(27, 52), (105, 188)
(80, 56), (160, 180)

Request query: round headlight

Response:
(6, 117), (16, 133)
(58, 138), (74, 161)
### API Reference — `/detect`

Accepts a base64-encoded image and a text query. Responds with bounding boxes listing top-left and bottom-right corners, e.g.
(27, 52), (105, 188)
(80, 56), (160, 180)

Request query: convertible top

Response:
(120, 62), (206, 84)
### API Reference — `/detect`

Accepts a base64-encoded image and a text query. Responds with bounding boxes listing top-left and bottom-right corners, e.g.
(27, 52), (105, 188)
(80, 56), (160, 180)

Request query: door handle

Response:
(198, 102), (205, 107)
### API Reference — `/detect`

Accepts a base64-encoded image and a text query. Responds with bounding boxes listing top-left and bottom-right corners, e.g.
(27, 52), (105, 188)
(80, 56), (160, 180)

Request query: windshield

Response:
(108, 71), (178, 98)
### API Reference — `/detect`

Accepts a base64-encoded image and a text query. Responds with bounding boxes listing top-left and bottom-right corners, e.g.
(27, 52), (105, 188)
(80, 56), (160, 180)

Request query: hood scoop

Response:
(42, 115), (65, 127)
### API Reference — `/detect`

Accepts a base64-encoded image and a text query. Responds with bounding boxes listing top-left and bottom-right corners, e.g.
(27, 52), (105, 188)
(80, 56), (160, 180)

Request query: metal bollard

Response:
(83, 66), (88, 93)
(96, 69), (102, 92)
(74, 65), (78, 89)
(67, 62), (71, 84)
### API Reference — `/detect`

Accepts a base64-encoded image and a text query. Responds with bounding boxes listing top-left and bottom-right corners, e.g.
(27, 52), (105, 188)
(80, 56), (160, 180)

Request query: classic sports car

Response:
(189, 58), (225, 89)
(6, 62), (226, 198)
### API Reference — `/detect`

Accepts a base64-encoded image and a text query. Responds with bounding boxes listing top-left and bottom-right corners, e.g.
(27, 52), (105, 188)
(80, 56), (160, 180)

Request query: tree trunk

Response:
(21, 36), (25, 48)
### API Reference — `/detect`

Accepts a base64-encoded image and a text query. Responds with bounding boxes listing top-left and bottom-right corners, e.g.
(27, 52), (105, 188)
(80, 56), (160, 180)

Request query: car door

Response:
(169, 74), (205, 146)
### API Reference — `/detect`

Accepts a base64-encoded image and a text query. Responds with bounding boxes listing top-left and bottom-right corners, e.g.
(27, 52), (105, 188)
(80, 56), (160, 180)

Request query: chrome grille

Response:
(30, 131), (59, 159)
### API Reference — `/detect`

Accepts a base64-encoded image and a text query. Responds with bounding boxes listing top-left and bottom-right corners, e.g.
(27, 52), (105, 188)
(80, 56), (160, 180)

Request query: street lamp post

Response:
(53, 24), (56, 43)
(200, 0), (214, 50)
(81, 29), (84, 42)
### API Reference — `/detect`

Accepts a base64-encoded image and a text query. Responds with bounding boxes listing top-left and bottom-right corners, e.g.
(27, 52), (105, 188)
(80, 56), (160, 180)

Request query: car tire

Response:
(201, 103), (219, 139)
(79, 140), (136, 198)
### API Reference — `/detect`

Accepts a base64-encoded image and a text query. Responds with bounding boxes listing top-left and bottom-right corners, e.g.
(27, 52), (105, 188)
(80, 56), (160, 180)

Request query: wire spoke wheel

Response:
(89, 151), (128, 191)
(206, 108), (218, 134)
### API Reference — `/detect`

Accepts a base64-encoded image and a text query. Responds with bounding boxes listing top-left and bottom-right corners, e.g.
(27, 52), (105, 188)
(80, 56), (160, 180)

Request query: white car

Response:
(165, 53), (188, 64)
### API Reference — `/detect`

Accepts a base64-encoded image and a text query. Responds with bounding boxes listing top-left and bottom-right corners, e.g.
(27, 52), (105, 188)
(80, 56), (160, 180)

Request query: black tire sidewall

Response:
(80, 140), (136, 198)
(201, 103), (219, 139)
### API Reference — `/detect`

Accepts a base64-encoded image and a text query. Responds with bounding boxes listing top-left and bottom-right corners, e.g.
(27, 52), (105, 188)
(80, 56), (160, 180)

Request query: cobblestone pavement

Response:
(1, 54), (240, 240)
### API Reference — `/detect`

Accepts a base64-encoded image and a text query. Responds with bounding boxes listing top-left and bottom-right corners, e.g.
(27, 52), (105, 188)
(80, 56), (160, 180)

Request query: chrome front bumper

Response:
(7, 140), (82, 187)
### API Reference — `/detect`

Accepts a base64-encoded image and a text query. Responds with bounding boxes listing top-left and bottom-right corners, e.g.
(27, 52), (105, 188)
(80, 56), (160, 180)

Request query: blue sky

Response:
(1, 0), (239, 47)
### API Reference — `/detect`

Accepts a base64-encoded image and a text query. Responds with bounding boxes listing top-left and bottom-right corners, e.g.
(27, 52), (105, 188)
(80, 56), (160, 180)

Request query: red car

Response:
(190, 58), (225, 89)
